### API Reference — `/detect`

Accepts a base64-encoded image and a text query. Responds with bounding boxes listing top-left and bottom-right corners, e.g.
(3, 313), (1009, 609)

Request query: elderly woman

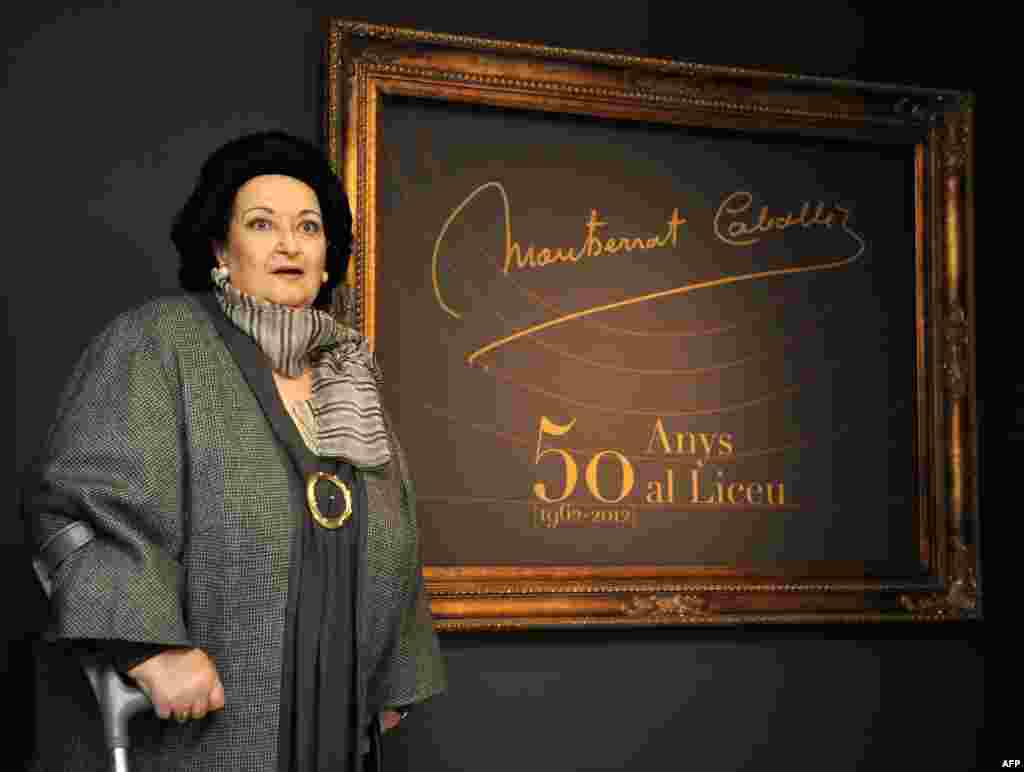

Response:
(24, 131), (445, 771)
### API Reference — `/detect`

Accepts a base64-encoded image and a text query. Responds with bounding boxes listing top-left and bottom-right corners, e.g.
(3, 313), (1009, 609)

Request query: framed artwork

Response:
(324, 19), (980, 628)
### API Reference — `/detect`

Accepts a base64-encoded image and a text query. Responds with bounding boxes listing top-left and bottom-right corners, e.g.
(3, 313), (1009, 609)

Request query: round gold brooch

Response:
(306, 472), (353, 529)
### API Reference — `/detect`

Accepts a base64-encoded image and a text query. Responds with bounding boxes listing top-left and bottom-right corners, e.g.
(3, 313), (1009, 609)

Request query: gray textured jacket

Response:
(26, 294), (445, 771)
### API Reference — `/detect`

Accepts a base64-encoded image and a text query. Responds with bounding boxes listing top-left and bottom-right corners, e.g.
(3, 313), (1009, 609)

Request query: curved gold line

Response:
(468, 227), (865, 366)
(495, 310), (774, 376)
(496, 251), (746, 339)
(517, 280), (745, 338)
(477, 235), (846, 342)
(431, 182), (511, 319)
(513, 277), (835, 340)
(477, 245), (751, 340)
(479, 364), (801, 417)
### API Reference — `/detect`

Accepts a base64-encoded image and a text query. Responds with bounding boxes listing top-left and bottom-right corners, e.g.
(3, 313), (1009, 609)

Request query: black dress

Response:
(201, 292), (370, 772)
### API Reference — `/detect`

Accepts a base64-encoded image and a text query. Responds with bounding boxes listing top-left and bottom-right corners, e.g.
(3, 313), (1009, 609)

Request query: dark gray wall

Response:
(6, 3), (992, 769)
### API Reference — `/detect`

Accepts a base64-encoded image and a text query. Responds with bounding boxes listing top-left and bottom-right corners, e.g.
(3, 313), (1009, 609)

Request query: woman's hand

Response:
(127, 648), (225, 722)
(380, 709), (403, 733)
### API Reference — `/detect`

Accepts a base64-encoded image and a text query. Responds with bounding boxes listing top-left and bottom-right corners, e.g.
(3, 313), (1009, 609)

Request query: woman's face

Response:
(216, 174), (328, 308)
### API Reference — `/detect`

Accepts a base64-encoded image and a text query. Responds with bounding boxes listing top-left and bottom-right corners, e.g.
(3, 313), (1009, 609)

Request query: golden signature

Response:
(505, 207), (686, 275)
(431, 181), (684, 318)
(714, 191), (851, 247)
(430, 181), (866, 366)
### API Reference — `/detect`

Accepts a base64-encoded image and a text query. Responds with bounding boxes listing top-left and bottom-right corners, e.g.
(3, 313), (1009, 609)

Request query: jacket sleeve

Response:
(378, 427), (446, 710)
(384, 541), (447, 710)
(23, 309), (193, 649)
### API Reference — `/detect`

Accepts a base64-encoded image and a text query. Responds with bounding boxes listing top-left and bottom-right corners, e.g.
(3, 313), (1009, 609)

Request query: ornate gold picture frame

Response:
(324, 19), (979, 629)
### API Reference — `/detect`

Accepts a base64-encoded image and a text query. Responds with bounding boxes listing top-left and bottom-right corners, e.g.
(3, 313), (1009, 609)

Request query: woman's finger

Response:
(209, 680), (226, 711)
(189, 698), (208, 721)
(135, 681), (169, 719)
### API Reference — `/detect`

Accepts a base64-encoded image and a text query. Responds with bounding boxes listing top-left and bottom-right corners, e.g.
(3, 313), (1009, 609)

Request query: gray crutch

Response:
(81, 654), (152, 772)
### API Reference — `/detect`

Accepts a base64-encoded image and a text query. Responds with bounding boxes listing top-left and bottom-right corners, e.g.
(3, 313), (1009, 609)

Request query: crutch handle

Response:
(81, 656), (152, 750)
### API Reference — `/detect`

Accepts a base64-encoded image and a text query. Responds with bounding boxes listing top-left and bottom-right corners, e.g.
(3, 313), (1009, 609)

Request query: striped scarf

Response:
(211, 267), (391, 470)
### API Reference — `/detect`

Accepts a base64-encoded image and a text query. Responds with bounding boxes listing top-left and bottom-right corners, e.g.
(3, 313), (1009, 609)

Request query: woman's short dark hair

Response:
(171, 131), (352, 309)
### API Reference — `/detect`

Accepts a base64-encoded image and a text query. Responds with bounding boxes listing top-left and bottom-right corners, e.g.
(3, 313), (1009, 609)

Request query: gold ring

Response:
(306, 472), (353, 529)
(174, 712), (190, 723)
